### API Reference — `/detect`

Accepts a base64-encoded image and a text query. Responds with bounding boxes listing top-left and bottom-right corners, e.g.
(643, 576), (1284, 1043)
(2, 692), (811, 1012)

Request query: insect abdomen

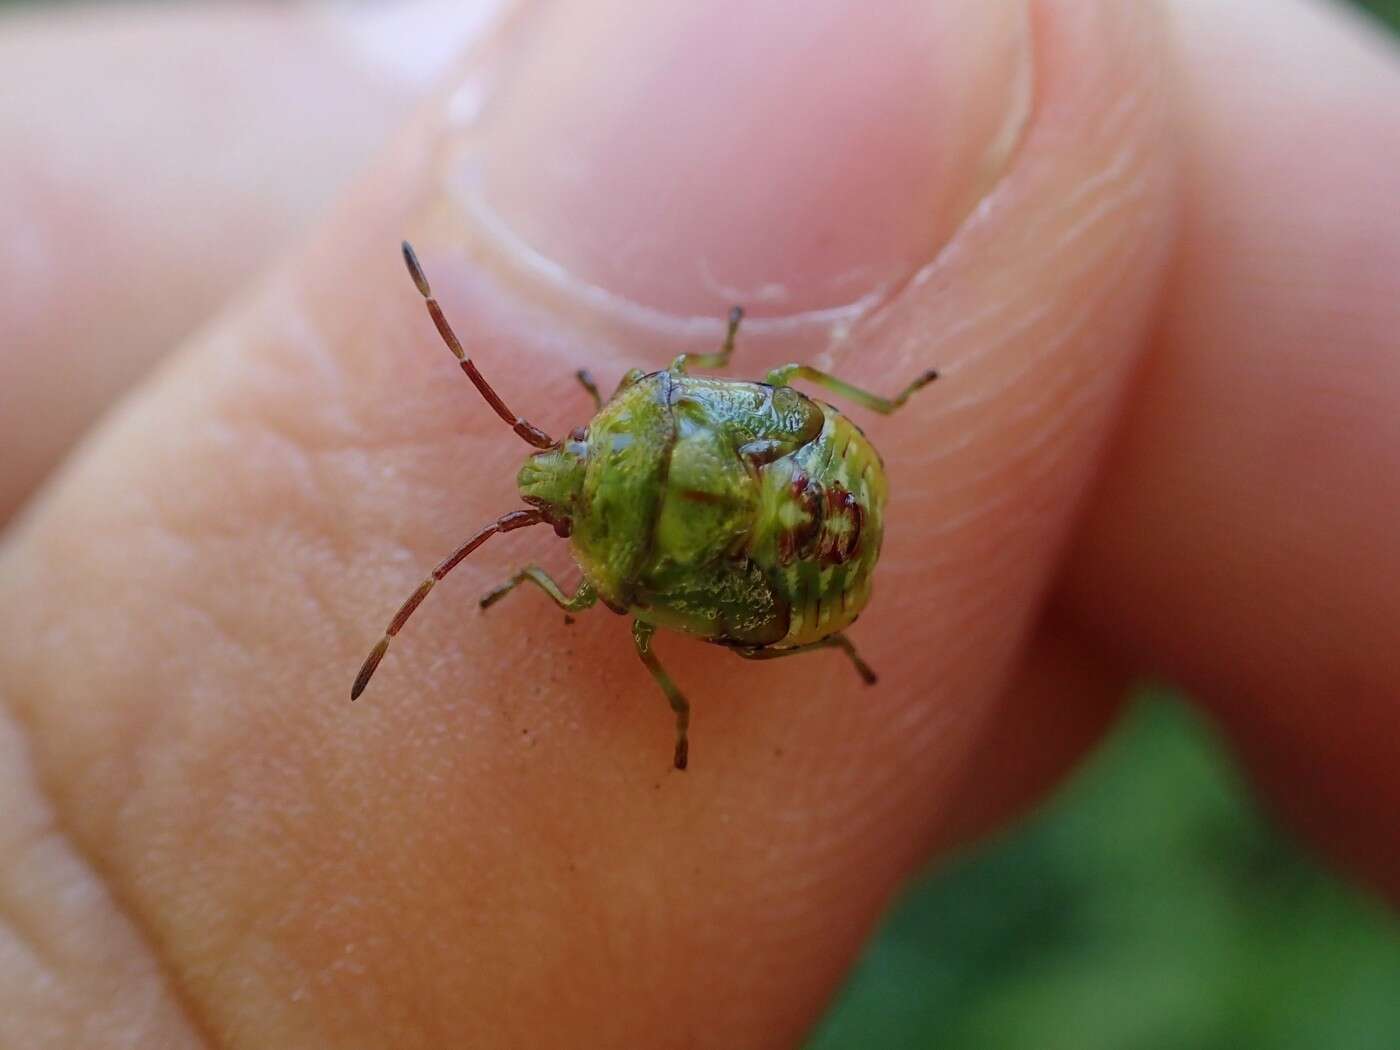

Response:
(754, 405), (888, 647)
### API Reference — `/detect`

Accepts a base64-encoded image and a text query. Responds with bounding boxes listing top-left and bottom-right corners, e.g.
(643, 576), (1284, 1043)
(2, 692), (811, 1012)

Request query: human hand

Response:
(1, 1), (1397, 1046)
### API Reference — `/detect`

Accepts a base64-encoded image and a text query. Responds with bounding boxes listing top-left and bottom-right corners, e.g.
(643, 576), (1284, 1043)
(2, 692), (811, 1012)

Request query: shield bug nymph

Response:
(352, 242), (938, 770)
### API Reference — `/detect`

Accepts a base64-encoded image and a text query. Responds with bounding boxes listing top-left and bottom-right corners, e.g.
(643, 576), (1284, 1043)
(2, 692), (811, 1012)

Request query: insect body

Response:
(352, 242), (938, 770)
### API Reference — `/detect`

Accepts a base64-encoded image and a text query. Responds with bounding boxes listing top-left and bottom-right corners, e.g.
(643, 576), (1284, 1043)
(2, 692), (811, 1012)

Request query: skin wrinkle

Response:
(890, 163), (1164, 580)
(0, 811), (61, 985)
(878, 129), (1173, 861)
(0, 700), (209, 1050)
(193, 307), (530, 684)
(2, 341), (386, 1041)
(887, 179), (1163, 838)
(193, 400), (388, 648)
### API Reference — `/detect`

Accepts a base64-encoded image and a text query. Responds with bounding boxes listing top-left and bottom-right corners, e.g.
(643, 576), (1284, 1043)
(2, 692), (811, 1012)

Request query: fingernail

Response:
(438, 0), (1032, 326)
(330, 0), (507, 89)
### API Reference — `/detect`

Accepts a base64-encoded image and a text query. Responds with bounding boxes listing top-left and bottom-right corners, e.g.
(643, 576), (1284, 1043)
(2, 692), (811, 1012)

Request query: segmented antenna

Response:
(351, 508), (546, 700)
(401, 241), (554, 449)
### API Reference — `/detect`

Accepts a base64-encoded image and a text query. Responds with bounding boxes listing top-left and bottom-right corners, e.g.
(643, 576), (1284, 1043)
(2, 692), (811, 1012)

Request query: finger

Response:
(1059, 0), (1400, 899)
(930, 617), (1129, 855)
(0, 2), (1175, 1047)
(0, 0), (486, 522)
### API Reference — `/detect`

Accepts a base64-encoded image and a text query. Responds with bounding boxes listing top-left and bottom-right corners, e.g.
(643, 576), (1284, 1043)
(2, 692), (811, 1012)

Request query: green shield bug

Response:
(352, 242), (938, 770)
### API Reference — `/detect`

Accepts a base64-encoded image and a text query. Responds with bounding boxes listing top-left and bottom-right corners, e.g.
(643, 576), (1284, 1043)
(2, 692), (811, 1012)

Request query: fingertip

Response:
(446, 0), (1035, 320)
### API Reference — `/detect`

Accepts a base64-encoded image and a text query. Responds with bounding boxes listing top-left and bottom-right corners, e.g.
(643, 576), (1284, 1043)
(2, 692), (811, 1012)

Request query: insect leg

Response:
(670, 306), (744, 373)
(613, 368), (646, 396)
(350, 509), (546, 700)
(401, 241), (555, 449)
(823, 634), (878, 684)
(631, 619), (692, 770)
(479, 569), (597, 613)
(765, 363), (939, 415)
(574, 370), (604, 410)
(732, 633), (878, 685)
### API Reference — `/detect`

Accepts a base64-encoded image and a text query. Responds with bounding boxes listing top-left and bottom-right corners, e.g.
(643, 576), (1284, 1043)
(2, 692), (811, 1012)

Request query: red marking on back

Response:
(777, 471), (823, 566)
(817, 483), (863, 565)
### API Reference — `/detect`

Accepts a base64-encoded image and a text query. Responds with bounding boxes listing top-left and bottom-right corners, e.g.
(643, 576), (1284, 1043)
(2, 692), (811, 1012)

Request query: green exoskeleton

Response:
(352, 243), (938, 770)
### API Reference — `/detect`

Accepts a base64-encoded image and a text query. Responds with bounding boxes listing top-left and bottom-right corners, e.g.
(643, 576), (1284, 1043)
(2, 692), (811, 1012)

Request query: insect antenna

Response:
(401, 240), (555, 449)
(351, 508), (546, 700)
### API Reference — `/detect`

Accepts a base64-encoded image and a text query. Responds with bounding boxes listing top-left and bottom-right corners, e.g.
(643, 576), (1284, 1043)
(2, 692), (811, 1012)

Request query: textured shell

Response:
(745, 404), (886, 647)
(567, 370), (887, 650)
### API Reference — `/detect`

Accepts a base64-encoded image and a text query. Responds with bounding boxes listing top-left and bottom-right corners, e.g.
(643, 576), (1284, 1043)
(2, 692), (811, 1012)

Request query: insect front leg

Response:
(574, 370), (604, 410)
(631, 619), (691, 770)
(480, 569), (596, 614)
(733, 633), (877, 685)
(765, 363), (938, 415)
(613, 367), (646, 397)
(670, 305), (744, 374)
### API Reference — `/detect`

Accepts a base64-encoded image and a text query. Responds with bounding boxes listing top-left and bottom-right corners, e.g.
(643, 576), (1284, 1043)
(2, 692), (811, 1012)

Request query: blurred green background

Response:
(809, 693), (1400, 1049)
(1362, 0), (1400, 29)
(809, 6), (1400, 1044)
(2, 0), (1395, 1046)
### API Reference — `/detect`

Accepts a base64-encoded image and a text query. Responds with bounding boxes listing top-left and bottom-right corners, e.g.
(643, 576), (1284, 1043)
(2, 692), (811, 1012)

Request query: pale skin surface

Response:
(0, 0), (1398, 1047)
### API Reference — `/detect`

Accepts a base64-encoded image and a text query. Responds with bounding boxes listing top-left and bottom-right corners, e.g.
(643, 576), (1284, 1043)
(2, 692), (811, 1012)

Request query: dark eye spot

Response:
(569, 425), (589, 442)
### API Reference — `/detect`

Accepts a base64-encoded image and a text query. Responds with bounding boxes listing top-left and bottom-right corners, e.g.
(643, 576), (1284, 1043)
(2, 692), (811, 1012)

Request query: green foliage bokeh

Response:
(1366, 0), (1400, 29)
(807, 696), (1400, 1049)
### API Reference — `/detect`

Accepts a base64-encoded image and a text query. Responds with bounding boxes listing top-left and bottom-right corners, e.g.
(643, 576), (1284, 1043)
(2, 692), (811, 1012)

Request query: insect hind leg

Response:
(732, 633), (877, 685)
(632, 620), (691, 770)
